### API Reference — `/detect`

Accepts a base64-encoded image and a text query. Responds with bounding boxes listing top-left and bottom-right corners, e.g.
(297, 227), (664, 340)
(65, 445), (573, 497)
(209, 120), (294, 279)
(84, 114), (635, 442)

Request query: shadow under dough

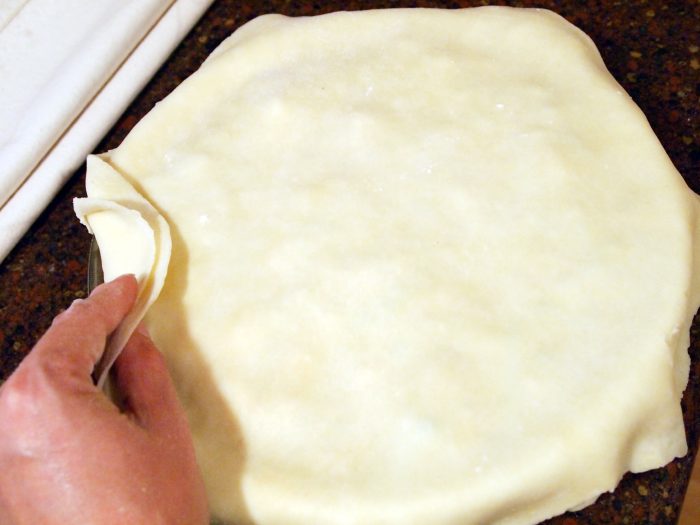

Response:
(149, 221), (254, 525)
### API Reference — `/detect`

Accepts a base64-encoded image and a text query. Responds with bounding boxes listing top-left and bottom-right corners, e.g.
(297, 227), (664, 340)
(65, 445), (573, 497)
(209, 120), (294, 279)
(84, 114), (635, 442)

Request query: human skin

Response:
(0, 274), (209, 525)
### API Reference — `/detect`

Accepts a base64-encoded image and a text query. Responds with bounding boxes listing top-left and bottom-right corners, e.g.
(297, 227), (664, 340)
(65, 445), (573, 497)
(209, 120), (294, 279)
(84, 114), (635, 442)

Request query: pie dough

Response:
(74, 7), (700, 525)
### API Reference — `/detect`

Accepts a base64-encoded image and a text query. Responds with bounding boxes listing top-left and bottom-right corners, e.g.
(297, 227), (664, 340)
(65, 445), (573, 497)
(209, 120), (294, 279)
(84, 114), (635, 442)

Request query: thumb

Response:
(113, 325), (190, 435)
(27, 274), (138, 386)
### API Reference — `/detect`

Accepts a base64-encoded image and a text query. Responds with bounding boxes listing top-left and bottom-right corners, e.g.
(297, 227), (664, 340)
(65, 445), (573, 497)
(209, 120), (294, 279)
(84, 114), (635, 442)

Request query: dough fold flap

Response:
(73, 154), (171, 388)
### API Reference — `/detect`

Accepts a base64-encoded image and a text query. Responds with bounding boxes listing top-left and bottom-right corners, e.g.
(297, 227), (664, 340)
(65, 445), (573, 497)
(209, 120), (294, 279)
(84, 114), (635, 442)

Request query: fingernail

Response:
(135, 322), (151, 337)
(114, 273), (137, 283)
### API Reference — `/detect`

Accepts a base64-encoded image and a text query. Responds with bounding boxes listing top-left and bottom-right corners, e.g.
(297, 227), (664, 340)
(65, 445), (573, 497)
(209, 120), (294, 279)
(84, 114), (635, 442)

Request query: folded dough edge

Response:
(73, 154), (171, 388)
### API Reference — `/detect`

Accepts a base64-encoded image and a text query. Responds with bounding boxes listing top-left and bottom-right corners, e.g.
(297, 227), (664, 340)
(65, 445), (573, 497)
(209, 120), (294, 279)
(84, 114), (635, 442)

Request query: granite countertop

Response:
(1, 1), (699, 523)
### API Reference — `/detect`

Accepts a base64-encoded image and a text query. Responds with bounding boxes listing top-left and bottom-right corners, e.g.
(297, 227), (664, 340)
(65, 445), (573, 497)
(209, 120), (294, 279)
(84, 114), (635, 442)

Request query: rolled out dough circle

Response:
(84, 7), (700, 525)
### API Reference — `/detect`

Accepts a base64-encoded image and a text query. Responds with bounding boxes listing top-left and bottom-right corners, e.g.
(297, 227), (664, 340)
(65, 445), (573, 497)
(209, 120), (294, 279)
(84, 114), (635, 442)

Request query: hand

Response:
(0, 275), (209, 525)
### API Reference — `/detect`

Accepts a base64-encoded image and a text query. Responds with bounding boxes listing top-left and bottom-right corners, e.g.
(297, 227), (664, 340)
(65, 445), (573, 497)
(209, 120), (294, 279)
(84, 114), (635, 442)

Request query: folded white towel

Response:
(0, 0), (214, 262)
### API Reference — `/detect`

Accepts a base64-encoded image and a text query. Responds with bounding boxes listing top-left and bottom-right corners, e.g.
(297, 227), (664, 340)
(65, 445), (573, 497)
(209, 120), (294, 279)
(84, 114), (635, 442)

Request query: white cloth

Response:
(0, 0), (214, 263)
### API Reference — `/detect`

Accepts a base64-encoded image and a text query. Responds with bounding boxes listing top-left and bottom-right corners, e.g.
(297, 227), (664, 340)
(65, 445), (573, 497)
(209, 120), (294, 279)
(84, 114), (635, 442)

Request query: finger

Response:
(28, 274), (138, 383)
(113, 324), (190, 435)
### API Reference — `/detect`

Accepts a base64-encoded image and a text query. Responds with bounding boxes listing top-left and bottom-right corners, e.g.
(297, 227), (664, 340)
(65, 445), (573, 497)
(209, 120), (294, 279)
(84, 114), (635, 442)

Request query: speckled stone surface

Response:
(1, 1), (699, 523)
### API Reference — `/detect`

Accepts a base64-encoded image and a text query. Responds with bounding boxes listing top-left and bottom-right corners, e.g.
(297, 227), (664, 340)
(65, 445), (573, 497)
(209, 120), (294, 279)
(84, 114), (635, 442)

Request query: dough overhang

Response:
(77, 7), (700, 525)
(73, 154), (171, 388)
